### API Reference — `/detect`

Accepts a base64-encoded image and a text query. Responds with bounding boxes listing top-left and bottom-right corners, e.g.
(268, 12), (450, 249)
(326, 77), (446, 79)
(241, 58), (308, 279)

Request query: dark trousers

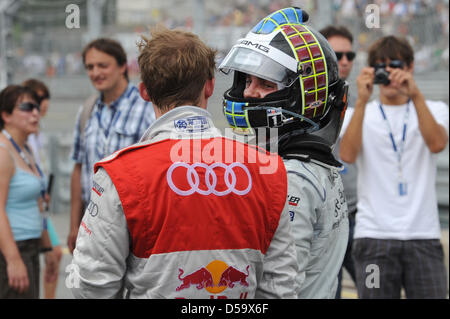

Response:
(352, 238), (448, 299)
(0, 239), (40, 299)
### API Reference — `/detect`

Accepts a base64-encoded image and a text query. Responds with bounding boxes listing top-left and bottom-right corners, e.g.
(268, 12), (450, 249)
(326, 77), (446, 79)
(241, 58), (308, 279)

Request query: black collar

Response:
(278, 133), (342, 167)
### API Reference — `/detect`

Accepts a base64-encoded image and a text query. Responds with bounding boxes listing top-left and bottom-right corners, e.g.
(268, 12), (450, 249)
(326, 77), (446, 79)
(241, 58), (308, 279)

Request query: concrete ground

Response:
(41, 212), (449, 299)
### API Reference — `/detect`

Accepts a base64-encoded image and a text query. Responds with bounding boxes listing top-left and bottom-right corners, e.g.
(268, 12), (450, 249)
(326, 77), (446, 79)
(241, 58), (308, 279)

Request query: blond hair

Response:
(138, 26), (217, 112)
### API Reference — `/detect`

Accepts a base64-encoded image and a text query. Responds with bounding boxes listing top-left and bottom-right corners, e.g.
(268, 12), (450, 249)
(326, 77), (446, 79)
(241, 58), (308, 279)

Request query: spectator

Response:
(219, 7), (350, 298)
(67, 38), (156, 254)
(319, 25), (358, 299)
(22, 78), (63, 299)
(0, 85), (57, 299)
(70, 26), (298, 299)
(340, 35), (448, 298)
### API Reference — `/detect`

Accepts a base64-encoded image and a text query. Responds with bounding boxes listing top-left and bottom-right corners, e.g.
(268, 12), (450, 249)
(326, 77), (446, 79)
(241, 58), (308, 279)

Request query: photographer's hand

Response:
(387, 67), (420, 99)
(388, 67), (448, 153)
(356, 67), (375, 105)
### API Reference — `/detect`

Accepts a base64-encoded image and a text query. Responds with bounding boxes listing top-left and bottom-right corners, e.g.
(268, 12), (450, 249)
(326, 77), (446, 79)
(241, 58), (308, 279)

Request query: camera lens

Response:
(374, 68), (390, 85)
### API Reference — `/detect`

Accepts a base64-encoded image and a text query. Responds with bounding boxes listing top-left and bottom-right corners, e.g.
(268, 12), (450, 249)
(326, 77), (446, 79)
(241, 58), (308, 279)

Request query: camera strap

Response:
(378, 100), (411, 196)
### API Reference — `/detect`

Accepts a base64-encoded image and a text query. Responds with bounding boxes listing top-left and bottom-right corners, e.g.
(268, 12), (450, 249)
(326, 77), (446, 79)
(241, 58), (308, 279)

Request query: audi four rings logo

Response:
(167, 162), (252, 196)
(86, 200), (98, 217)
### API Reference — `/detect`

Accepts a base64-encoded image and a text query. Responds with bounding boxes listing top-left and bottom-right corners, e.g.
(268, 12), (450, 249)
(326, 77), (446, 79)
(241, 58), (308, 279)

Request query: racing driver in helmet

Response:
(219, 7), (350, 298)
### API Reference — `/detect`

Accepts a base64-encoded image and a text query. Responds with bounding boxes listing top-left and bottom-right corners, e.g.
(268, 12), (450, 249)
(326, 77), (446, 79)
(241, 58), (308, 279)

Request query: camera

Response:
(372, 60), (404, 85)
(373, 66), (390, 85)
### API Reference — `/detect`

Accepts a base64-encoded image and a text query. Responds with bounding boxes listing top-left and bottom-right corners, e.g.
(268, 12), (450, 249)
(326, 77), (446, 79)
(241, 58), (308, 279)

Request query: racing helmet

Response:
(219, 7), (348, 146)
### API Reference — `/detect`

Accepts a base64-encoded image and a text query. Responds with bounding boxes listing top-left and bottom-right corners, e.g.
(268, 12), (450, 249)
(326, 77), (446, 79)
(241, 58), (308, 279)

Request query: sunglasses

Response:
(335, 51), (356, 61)
(374, 60), (405, 69)
(18, 102), (40, 112)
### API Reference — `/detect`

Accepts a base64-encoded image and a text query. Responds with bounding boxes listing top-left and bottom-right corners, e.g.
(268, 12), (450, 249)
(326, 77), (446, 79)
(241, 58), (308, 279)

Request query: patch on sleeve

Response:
(289, 211), (295, 221)
(92, 180), (104, 197)
(80, 221), (93, 236)
(86, 200), (99, 218)
(287, 194), (300, 206)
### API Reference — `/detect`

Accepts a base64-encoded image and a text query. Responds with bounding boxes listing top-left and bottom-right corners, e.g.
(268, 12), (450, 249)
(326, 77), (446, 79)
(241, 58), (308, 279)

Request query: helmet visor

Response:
(219, 46), (299, 87)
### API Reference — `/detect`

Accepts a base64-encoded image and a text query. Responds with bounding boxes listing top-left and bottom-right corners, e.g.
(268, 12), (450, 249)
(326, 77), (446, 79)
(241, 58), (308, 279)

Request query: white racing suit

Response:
(284, 157), (349, 298)
(70, 106), (299, 299)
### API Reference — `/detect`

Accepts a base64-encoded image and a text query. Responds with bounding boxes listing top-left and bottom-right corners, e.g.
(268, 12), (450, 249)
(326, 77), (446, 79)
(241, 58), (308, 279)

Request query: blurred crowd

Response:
(333, 0), (449, 72)
(11, 0), (449, 79)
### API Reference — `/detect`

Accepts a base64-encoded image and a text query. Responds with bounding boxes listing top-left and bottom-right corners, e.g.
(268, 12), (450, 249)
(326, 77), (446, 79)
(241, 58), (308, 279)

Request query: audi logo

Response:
(86, 200), (98, 217)
(167, 162), (252, 196)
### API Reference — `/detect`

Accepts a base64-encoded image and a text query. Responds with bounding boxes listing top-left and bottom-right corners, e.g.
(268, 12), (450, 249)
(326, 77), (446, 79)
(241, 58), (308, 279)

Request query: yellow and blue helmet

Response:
(219, 7), (348, 142)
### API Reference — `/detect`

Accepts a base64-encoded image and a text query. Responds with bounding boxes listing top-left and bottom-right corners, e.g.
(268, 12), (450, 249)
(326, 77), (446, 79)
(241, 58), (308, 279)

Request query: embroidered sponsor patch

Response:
(81, 221), (92, 235)
(92, 181), (104, 197)
(174, 116), (210, 133)
(289, 211), (295, 221)
(287, 195), (300, 206)
(86, 200), (99, 217)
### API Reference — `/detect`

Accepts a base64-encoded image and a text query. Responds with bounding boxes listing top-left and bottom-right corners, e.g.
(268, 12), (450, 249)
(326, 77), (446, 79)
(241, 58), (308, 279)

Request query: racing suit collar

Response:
(139, 105), (222, 143)
(278, 133), (343, 168)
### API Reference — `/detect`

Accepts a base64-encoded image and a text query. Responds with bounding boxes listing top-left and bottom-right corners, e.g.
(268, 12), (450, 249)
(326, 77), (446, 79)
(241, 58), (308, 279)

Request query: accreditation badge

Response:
(398, 181), (408, 196)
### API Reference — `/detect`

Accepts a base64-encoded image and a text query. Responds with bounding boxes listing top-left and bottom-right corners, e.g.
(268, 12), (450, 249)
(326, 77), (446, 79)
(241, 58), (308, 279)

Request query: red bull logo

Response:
(176, 267), (214, 291)
(176, 260), (250, 297)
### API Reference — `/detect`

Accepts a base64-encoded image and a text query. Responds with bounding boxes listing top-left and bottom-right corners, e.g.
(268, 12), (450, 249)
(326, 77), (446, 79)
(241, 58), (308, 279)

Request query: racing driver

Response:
(219, 7), (350, 298)
(70, 26), (299, 299)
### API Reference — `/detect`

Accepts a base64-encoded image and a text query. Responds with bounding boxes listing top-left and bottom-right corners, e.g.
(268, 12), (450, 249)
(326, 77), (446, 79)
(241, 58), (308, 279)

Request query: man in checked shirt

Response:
(67, 38), (155, 254)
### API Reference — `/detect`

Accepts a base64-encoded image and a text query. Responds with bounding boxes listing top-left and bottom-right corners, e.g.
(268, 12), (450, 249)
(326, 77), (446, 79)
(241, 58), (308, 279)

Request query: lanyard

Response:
(95, 106), (118, 138)
(378, 100), (411, 195)
(95, 105), (120, 158)
(2, 129), (46, 198)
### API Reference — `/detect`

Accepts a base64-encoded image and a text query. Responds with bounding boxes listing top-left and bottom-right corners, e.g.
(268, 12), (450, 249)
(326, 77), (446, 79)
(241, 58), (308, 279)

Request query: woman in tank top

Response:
(0, 85), (57, 299)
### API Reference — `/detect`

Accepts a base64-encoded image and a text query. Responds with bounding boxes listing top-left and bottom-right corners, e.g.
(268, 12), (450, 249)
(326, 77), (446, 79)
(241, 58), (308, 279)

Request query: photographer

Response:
(340, 35), (448, 298)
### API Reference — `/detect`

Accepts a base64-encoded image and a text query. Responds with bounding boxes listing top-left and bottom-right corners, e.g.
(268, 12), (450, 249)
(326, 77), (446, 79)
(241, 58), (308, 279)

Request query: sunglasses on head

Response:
(18, 102), (40, 112)
(374, 60), (404, 69)
(335, 51), (356, 61)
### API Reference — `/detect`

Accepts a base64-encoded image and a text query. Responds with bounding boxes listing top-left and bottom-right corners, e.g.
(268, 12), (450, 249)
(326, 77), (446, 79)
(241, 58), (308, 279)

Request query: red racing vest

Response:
(94, 137), (288, 259)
